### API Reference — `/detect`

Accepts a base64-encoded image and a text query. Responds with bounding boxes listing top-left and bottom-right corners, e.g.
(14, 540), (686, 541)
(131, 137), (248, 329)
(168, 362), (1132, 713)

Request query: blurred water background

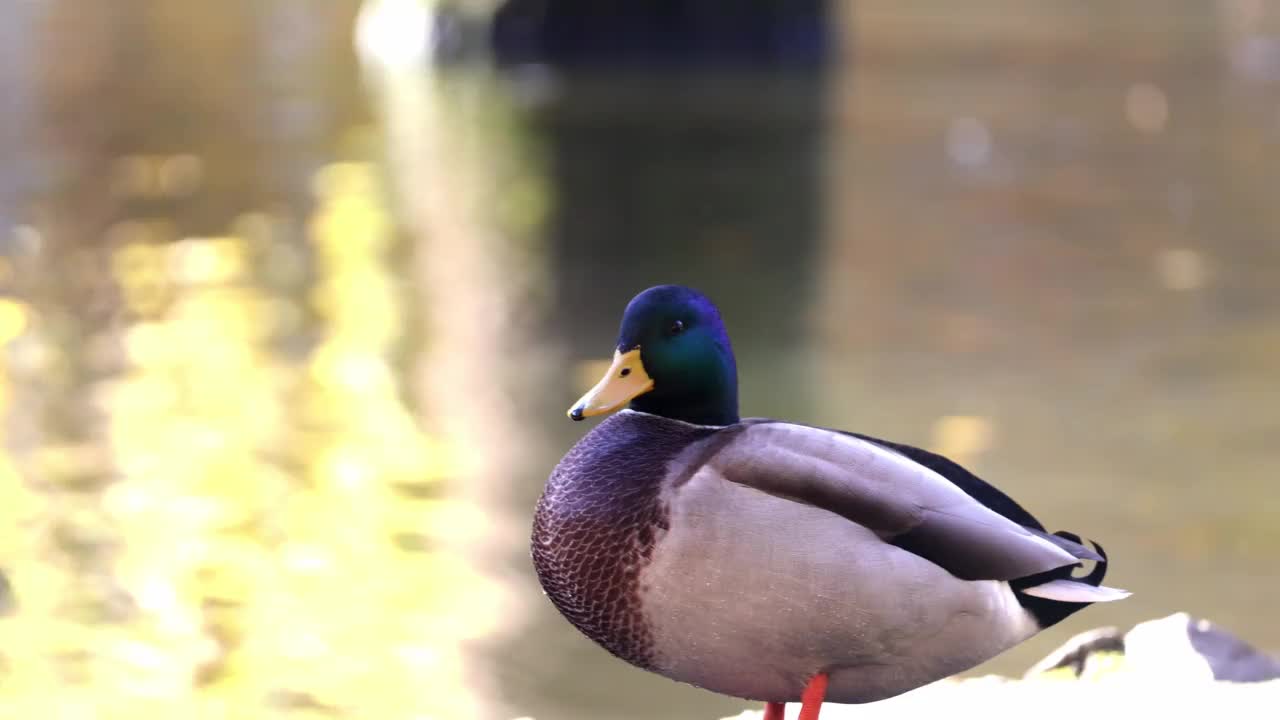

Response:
(0, 1), (1277, 719)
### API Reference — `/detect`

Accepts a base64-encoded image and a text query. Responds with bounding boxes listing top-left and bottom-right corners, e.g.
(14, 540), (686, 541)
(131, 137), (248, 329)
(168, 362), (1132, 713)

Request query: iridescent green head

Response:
(569, 285), (739, 426)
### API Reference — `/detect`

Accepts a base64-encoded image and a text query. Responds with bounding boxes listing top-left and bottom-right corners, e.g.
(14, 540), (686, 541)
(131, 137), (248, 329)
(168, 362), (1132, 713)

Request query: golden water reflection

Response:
(1, 158), (498, 718)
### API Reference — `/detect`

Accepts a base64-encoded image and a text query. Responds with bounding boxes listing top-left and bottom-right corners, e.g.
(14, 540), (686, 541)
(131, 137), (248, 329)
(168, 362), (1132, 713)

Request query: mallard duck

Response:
(532, 285), (1128, 720)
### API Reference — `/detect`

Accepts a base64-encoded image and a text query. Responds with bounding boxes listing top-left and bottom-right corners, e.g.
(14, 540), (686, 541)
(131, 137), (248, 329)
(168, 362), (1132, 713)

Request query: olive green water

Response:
(0, 3), (1277, 720)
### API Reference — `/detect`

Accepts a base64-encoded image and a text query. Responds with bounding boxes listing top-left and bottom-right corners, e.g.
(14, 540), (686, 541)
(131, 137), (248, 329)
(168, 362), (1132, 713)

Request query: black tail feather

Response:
(1012, 530), (1110, 629)
(1055, 531), (1108, 587)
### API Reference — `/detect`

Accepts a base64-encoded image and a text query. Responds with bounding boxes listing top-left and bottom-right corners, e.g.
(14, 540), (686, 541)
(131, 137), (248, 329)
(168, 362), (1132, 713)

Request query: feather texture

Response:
(704, 422), (1088, 581)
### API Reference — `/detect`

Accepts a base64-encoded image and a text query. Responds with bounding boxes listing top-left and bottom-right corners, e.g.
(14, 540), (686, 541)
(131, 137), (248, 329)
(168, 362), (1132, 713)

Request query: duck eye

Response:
(668, 320), (686, 336)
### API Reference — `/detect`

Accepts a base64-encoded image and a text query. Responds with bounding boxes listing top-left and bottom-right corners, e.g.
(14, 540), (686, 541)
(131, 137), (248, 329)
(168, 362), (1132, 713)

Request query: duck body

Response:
(532, 409), (716, 672)
(533, 285), (1127, 711)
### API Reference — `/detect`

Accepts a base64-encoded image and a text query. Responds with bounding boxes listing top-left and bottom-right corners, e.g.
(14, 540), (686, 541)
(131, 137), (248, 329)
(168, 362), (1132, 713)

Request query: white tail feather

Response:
(1019, 579), (1131, 603)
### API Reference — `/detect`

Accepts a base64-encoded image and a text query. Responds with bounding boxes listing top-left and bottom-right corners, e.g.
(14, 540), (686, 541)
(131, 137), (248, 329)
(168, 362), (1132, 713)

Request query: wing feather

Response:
(707, 422), (1087, 582)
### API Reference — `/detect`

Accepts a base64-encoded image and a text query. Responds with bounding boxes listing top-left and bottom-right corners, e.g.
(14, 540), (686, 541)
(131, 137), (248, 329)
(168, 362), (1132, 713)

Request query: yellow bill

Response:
(568, 348), (654, 420)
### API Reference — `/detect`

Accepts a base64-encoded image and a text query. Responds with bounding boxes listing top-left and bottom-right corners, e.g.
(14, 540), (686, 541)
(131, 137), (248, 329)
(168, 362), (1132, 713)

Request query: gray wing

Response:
(703, 422), (1097, 582)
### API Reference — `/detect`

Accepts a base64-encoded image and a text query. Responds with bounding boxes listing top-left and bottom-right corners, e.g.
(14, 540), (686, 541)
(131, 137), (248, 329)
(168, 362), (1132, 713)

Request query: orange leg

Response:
(763, 702), (785, 720)
(797, 673), (829, 720)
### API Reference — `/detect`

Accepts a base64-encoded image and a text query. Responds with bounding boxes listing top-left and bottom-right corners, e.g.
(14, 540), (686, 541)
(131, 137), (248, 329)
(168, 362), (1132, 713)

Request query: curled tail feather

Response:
(1012, 532), (1129, 628)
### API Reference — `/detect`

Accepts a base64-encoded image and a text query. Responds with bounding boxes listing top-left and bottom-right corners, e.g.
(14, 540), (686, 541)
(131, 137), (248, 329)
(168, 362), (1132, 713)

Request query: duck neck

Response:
(630, 366), (739, 427)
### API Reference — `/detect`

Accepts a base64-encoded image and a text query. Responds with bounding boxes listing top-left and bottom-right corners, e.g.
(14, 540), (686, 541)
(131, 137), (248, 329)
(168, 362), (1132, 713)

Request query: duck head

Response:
(569, 285), (740, 426)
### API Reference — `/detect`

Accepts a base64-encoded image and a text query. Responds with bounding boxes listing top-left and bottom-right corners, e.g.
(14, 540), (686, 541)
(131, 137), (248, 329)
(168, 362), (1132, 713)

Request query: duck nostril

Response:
(620, 368), (632, 377)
